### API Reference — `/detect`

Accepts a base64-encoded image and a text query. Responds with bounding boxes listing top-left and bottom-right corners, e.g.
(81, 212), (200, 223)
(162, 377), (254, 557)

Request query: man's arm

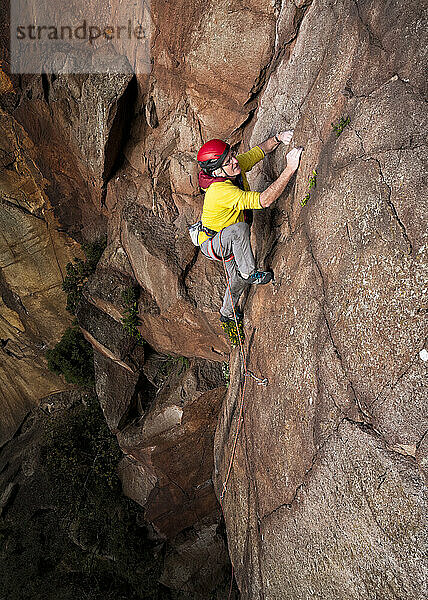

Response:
(259, 147), (303, 208)
(258, 130), (294, 155)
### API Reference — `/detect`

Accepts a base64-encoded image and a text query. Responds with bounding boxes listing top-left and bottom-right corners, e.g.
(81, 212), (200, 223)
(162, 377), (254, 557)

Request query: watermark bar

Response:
(10, 0), (152, 74)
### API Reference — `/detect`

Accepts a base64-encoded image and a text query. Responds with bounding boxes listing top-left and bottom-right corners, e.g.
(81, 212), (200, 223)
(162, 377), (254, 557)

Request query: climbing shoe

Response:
(220, 310), (243, 323)
(220, 315), (244, 347)
(242, 270), (273, 285)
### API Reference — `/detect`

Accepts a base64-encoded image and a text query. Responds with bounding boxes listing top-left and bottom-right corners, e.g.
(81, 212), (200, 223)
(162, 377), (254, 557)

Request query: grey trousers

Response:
(200, 221), (256, 318)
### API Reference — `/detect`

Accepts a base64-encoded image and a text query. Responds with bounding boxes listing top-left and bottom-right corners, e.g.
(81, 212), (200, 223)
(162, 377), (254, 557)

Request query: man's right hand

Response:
(260, 146), (304, 208)
(285, 147), (303, 172)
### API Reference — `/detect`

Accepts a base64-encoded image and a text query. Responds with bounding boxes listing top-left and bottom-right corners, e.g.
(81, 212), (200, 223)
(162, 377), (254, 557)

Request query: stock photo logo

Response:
(10, 0), (152, 74)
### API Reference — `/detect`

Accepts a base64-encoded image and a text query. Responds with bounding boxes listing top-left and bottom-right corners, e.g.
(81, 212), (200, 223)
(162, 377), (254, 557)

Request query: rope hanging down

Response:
(217, 230), (268, 600)
(217, 229), (268, 505)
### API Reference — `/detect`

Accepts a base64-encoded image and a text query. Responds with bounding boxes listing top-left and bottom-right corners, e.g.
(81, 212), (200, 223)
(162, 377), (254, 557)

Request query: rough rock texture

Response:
(116, 357), (233, 596)
(77, 260), (233, 595)
(1, 0), (427, 597)
(213, 1), (428, 598)
(0, 108), (82, 446)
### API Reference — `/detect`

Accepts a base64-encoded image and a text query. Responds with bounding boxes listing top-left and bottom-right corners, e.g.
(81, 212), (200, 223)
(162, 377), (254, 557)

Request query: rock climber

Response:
(196, 132), (303, 324)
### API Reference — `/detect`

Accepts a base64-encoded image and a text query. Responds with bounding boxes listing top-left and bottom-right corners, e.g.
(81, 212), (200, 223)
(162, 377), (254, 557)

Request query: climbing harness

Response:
(203, 234), (234, 263)
(188, 220), (214, 246)
(189, 222), (235, 262)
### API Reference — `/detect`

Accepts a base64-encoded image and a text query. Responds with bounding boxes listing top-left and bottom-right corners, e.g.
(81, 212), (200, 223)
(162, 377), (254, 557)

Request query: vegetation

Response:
(222, 362), (230, 388)
(46, 322), (95, 387)
(331, 115), (351, 137)
(301, 193), (310, 207)
(0, 396), (168, 600)
(300, 169), (317, 207)
(47, 236), (107, 386)
(308, 169), (317, 190)
(120, 286), (145, 346)
(62, 236), (107, 315)
(159, 354), (190, 379)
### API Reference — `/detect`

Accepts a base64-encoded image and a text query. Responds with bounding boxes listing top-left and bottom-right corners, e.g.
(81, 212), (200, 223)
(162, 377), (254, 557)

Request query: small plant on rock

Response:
(46, 322), (95, 387)
(62, 235), (107, 315)
(301, 193), (310, 207)
(120, 286), (145, 346)
(301, 169), (317, 207)
(331, 115), (351, 137)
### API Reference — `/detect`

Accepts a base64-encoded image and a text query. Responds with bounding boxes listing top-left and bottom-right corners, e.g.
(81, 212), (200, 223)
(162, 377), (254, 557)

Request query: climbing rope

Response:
(217, 229), (268, 599)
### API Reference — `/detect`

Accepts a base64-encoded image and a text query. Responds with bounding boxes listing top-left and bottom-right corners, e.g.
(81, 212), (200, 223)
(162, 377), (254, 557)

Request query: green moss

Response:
(46, 323), (95, 387)
(159, 354), (190, 379)
(331, 115), (351, 137)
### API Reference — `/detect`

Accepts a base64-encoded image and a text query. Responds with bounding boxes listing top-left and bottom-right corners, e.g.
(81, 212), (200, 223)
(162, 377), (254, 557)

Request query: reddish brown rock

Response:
(1, 0), (426, 597)
(117, 359), (225, 537)
(213, 1), (427, 598)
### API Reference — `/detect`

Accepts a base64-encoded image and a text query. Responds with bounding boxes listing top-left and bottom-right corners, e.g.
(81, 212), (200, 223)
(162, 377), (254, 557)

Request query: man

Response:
(196, 132), (303, 323)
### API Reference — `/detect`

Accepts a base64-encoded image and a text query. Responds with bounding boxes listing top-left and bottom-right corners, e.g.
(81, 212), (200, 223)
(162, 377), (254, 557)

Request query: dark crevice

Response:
(41, 73), (50, 104)
(102, 75), (138, 203)
(371, 157), (413, 255)
(243, 1), (313, 111)
(351, 0), (387, 52)
(116, 370), (157, 432)
(0, 269), (29, 317)
(230, 107), (257, 137)
(178, 246), (200, 305)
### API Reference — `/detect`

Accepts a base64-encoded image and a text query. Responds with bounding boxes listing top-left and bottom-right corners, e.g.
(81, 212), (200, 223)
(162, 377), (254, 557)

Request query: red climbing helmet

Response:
(197, 139), (230, 172)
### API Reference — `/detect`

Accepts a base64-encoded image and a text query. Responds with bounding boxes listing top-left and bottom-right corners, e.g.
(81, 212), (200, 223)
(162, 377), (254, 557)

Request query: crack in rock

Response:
(351, 0), (387, 52)
(306, 233), (372, 422)
(371, 157), (413, 255)
(244, 0), (313, 110)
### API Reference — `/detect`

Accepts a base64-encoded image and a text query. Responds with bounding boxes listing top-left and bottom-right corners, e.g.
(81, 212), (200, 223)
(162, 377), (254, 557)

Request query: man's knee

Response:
(227, 221), (249, 238)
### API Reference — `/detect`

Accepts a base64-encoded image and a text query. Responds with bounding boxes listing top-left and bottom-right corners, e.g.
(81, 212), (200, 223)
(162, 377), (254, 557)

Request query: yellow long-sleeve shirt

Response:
(198, 145), (265, 245)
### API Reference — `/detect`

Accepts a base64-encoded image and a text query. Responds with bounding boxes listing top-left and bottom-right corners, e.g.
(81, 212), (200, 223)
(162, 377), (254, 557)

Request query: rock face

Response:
(1, 0), (427, 598)
(0, 108), (82, 446)
(212, 1), (428, 598)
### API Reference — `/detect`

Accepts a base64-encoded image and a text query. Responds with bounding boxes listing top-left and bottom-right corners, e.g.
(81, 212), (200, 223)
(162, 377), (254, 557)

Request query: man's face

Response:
(219, 151), (241, 177)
